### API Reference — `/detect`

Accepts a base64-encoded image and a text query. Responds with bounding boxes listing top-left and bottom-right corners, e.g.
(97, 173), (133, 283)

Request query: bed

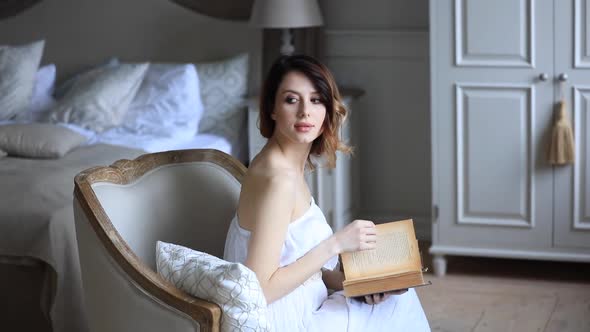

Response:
(0, 0), (261, 331)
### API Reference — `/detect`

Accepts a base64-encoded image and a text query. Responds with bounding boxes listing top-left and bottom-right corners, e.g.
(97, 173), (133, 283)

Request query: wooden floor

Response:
(415, 248), (590, 332)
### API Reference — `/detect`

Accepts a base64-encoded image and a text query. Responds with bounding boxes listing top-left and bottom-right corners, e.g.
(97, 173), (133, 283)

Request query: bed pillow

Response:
(0, 149), (6, 158)
(0, 123), (88, 158)
(122, 63), (203, 140)
(46, 63), (149, 132)
(196, 54), (248, 158)
(0, 40), (45, 121)
(53, 57), (120, 99)
(156, 241), (271, 332)
(29, 64), (57, 121)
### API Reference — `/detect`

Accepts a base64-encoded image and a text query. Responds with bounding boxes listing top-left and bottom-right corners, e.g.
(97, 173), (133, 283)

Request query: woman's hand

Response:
(359, 289), (408, 305)
(321, 268), (345, 291)
(333, 219), (377, 253)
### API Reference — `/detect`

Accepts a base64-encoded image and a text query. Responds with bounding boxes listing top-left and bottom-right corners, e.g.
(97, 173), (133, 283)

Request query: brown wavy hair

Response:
(259, 55), (352, 169)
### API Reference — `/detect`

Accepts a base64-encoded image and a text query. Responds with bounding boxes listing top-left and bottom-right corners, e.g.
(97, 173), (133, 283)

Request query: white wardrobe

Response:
(429, 0), (590, 276)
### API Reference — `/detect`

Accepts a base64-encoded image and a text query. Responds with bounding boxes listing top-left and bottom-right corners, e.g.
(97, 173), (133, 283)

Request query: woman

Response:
(224, 55), (430, 331)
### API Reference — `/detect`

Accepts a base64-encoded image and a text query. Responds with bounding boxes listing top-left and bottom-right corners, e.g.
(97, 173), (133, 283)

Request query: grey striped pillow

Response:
(0, 40), (45, 121)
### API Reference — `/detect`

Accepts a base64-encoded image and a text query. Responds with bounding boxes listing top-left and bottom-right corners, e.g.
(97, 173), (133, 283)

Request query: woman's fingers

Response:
(356, 220), (376, 234)
(336, 219), (379, 252)
(359, 240), (377, 250)
(364, 293), (384, 305)
(363, 290), (407, 305)
(374, 293), (383, 303)
(357, 219), (375, 227)
(359, 221), (377, 250)
(364, 234), (377, 243)
(366, 226), (377, 237)
(388, 289), (408, 295)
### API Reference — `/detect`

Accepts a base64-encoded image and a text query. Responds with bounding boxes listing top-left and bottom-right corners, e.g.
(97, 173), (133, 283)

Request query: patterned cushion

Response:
(0, 40), (45, 121)
(46, 63), (149, 132)
(197, 54), (248, 159)
(156, 241), (270, 332)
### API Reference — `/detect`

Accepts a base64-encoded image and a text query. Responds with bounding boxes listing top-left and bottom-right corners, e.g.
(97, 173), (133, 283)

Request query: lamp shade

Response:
(250, 0), (324, 28)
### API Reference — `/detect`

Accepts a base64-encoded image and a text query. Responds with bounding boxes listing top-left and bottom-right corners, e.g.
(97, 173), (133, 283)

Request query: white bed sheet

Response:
(1, 121), (239, 161)
(89, 129), (233, 155)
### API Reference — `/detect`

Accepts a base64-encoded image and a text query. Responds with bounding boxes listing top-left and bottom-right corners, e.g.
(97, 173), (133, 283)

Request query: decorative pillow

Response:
(122, 63), (203, 140)
(0, 40), (45, 121)
(28, 64), (57, 121)
(196, 54), (248, 159)
(0, 123), (88, 158)
(46, 63), (149, 132)
(156, 241), (270, 332)
(53, 57), (120, 99)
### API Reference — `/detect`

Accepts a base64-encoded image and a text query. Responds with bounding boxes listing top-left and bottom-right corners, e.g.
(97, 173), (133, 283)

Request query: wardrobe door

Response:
(431, 0), (554, 250)
(554, 0), (590, 248)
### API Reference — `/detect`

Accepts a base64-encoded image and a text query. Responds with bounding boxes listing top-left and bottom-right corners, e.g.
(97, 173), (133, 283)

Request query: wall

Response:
(0, 0), (261, 90)
(320, 0), (432, 239)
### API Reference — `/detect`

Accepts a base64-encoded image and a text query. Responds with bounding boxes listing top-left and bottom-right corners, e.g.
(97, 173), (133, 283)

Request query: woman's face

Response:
(271, 71), (327, 145)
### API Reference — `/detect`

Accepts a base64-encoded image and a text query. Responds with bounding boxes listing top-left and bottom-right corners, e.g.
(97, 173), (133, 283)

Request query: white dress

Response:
(223, 197), (431, 332)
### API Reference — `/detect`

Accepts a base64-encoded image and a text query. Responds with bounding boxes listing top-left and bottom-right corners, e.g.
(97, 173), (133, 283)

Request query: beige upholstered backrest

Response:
(74, 149), (246, 332)
(92, 161), (240, 269)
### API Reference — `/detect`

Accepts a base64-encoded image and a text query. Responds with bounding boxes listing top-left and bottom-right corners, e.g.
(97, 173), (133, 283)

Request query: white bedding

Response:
(1, 120), (234, 156)
(86, 127), (233, 154)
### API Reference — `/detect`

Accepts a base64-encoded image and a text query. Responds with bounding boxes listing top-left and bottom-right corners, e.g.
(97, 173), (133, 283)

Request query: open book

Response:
(340, 219), (430, 297)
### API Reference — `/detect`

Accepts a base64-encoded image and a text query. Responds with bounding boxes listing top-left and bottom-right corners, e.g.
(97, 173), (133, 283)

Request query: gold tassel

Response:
(547, 100), (575, 165)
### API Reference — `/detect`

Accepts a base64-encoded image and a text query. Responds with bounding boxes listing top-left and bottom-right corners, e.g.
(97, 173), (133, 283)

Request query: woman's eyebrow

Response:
(280, 89), (319, 95)
(280, 89), (301, 95)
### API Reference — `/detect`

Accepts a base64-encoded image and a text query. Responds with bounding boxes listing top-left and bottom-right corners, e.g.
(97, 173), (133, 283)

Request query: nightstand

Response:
(247, 88), (364, 230)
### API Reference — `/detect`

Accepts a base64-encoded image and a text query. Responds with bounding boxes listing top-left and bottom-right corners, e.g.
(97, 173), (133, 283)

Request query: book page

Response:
(341, 219), (422, 280)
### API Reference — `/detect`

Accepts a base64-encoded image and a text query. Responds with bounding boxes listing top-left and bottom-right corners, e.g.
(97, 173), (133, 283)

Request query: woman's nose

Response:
(298, 101), (311, 117)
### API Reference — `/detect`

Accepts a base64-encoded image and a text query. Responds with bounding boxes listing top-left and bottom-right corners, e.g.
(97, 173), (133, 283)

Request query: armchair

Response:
(73, 149), (246, 332)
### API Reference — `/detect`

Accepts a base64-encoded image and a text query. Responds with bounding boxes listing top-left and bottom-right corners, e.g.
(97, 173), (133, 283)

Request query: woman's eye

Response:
(285, 97), (298, 104)
(311, 98), (323, 104)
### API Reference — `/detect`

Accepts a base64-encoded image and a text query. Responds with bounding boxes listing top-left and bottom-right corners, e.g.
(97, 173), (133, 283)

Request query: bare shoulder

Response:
(242, 164), (296, 206)
(245, 151), (297, 194)
(249, 166), (296, 190)
(238, 157), (297, 230)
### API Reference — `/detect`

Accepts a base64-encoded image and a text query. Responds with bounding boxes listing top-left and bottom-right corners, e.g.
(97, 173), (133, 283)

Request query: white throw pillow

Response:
(196, 54), (248, 159)
(122, 63), (203, 139)
(29, 64), (57, 121)
(0, 40), (45, 121)
(53, 57), (120, 99)
(46, 63), (149, 132)
(0, 123), (88, 158)
(156, 241), (271, 332)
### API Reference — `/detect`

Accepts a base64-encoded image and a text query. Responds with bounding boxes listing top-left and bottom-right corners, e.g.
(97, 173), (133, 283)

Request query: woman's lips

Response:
(295, 123), (314, 132)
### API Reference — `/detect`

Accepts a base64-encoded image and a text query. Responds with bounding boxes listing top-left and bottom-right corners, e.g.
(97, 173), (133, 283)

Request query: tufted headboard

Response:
(0, 0), (261, 92)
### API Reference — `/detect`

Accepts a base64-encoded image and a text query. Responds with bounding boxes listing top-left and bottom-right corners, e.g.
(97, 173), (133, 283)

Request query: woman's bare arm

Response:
(242, 171), (376, 304)
(242, 171), (340, 303)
